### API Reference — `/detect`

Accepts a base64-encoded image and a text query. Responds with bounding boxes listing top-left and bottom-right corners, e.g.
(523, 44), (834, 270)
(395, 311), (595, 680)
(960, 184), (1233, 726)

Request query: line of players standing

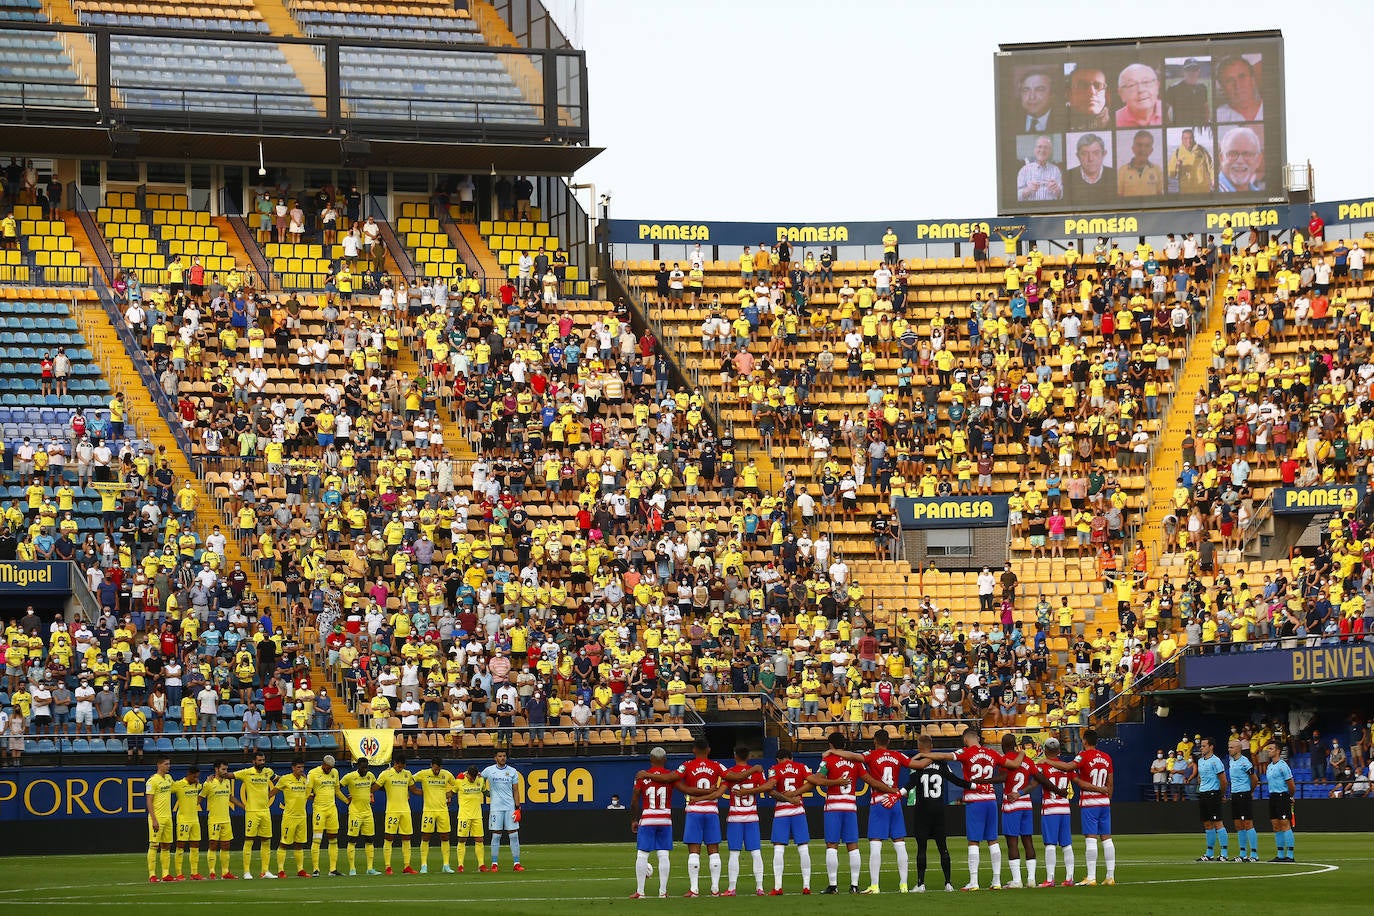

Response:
(629, 727), (1116, 897)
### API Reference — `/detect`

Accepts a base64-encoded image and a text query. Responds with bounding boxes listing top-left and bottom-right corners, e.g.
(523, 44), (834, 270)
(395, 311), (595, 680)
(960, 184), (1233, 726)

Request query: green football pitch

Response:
(0, 835), (1363, 915)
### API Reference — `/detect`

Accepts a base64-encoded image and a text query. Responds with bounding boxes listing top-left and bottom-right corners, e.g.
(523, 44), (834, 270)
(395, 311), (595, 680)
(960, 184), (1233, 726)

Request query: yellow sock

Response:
(159, 849), (171, 877)
(311, 840), (322, 873)
(295, 848), (305, 872)
(148, 847), (158, 878)
(365, 844), (375, 871)
(401, 841), (411, 868)
(242, 843), (253, 876)
(276, 846), (288, 873)
(457, 843), (466, 869)
(189, 848), (200, 876)
(441, 841), (450, 867)
(173, 848), (183, 877)
(329, 842), (339, 873)
(419, 841), (429, 867)
(382, 841), (392, 868)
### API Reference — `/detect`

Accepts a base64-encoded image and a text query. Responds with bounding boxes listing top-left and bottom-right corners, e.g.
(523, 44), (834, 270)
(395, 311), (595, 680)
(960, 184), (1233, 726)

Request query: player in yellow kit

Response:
(200, 759), (239, 879)
(376, 752), (418, 875)
(273, 758), (313, 877)
(233, 751), (277, 879)
(172, 764), (204, 880)
(145, 755), (175, 882)
(307, 754), (344, 876)
(453, 764), (488, 872)
(338, 756), (380, 876)
(417, 758), (458, 874)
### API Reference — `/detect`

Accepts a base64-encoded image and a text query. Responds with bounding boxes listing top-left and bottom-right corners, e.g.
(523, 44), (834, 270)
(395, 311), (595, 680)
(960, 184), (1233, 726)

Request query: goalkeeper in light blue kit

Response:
(481, 750), (526, 872)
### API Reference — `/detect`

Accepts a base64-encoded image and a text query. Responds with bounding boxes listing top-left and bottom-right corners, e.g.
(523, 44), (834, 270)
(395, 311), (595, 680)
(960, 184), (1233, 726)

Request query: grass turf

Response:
(0, 835), (1362, 915)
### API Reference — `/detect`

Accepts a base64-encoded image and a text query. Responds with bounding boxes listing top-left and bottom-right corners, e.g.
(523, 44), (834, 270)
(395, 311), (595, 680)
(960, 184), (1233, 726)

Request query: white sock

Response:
(1044, 846), (1057, 884)
(798, 845), (812, 890)
(1085, 837), (1099, 881)
(869, 840), (883, 886)
(1103, 839), (1116, 879)
(635, 851), (650, 895)
(894, 841), (909, 887)
(657, 850), (671, 896)
(773, 845), (785, 890)
(966, 846), (980, 887)
(825, 847), (838, 886)
(751, 850), (764, 892)
(727, 851), (740, 892)
(1009, 858), (1020, 885)
(1063, 846), (1075, 883)
(708, 852), (721, 894)
(688, 852), (700, 893)
(989, 845), (1002, 886)
(1026, 858), (1036, 887)
(848, 849), (861, 887)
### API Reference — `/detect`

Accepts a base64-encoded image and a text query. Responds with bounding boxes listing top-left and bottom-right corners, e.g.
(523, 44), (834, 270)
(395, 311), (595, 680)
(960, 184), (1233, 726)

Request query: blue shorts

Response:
(488, 809), (517, 832)
(1081, 806), (1111, 836)
(683, 812), (721, 846)
(823, 810), (859, 845)
(726, 821), (761, 852)
(637, 824), (673, 852)
(963, 801), (998, 843)
(317, 432), (334, 447)
(770, 814), (809, 845)
(867, 802), (906, 841)
(1041, 813), (1072, 847)
(1001, 808), (1032, 838)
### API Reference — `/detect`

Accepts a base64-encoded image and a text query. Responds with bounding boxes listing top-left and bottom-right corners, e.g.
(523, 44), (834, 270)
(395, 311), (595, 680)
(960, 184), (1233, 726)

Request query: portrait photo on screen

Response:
(1065, 131), (1116, 205)
(1115, 128), (1164, 199)
(1012, 64), (1063, 133)
(1014, 133), (1065, 202)
(1166, 126), (1216, 196)
(1064, 60), (1113, 131)
(1113, 59), (1168, 128)
(1215, 53), (1264, 123)
(1216, 123), (1265, 193)
(1164, 56), (1212, 126)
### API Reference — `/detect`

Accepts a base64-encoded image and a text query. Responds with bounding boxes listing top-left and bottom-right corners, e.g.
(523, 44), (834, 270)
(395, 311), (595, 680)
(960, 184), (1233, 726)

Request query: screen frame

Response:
(995, 30), (1286, 216)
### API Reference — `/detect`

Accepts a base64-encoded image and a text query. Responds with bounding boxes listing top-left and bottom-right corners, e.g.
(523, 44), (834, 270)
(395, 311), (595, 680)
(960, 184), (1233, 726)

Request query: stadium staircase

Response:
(1139, 281), (1226, 562)
(456, 222), (504, 288)
(221, 212), (274, 282)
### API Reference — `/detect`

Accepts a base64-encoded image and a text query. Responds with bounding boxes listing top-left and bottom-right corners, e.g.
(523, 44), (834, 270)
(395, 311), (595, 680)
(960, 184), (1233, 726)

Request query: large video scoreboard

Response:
(995, 31), (1285, 215)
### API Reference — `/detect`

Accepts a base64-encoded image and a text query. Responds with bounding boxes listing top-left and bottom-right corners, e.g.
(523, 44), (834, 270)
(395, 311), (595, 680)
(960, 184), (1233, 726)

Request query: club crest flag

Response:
(343, 729), (394, 765)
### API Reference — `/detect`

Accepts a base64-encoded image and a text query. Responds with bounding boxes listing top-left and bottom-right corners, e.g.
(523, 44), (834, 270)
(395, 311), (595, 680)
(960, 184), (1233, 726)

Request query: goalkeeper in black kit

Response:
(903, 733), (968, 892)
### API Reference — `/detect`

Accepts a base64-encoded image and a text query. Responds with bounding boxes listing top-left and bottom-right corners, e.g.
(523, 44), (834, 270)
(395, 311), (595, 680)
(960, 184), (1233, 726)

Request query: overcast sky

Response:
(569, 0), (1373, 221)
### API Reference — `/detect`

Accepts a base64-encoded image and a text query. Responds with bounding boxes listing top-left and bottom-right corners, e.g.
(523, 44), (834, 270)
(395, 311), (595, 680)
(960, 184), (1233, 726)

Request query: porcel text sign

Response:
(611, 194), (1374, 248)
(895, 496), (1010, 530)
(0, 561), (71, 593)
(1271, 484), (1364, 514)
(1182, 644), (1374, 689)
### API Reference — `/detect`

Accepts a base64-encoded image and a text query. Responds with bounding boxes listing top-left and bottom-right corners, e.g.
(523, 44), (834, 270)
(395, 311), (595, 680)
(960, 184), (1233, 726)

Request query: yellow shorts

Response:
(281, 816), (309, 845)
(208, 820), (233, 842)
(176, 818), (202, 843)
(148, 818), (173, 845)
(347, 811), (375, 838)
(313, 808), (340, 834)
(244, 812), (273, 839)
(420, 810), (451, 834)
(383, 811), (413, 836)
(456, 817), (484, 839)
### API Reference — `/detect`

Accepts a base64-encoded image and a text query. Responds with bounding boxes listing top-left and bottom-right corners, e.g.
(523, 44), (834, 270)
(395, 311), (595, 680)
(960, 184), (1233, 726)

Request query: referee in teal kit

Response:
(1263, 742), (1296, 862)
(1195, 738), (1229, 861)
(1227, 739), (1257, 861)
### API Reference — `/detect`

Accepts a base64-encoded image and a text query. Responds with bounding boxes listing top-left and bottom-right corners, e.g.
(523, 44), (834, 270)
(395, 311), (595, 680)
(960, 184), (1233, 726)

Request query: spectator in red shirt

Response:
(1308, 210), (1325, 250)
(261, 678), (284, 729)
(857, 629), (879, 680)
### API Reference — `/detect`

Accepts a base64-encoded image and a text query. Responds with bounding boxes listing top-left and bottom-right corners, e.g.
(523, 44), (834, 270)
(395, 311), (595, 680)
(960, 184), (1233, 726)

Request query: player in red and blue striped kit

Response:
(723, 748), (768, 897)
(996, 734), (1065, 888)
(629, 747), (678, 898)
(1036, 737), (1076, 886)
(805, 731), (899, 895)
(764, 749), (813, 894)
(916, 727), (1011, 891)
(1044, 728), (1116, 886)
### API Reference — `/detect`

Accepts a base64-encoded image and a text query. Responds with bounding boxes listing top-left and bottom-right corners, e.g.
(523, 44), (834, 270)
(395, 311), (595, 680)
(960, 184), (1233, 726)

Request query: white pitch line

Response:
(1, 895), (628, 906)
(1124, 861), (1339, 885)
